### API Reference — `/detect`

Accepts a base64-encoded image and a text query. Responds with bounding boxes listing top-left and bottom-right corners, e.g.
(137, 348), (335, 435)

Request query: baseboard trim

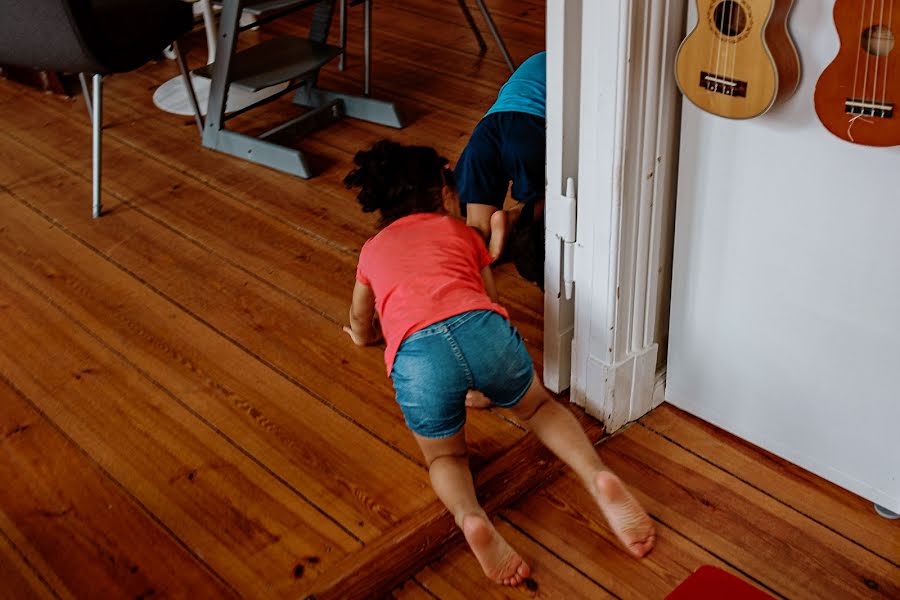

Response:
(304, 408), (606, 600)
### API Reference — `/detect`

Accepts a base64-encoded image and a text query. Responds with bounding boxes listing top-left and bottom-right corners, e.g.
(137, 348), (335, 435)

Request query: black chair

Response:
(0, 0), (195, 217)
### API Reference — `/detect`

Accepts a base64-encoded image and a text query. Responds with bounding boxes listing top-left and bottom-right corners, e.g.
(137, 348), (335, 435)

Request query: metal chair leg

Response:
(78, 73), (93, 121)
(473, 0), (515, 72)
(456, 0), (487, 53)
(92, 74), (102, 219)
(338, 0), (347, 70)
(363, 0), (371, 96)
(172, 40), (205, 136)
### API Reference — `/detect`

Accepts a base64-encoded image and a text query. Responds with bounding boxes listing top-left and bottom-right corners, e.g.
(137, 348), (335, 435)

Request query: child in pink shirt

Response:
(344, 140), (655, 586)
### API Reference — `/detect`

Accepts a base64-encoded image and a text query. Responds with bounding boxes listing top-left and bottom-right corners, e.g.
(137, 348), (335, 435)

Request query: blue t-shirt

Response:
(484, 51), (546, 119)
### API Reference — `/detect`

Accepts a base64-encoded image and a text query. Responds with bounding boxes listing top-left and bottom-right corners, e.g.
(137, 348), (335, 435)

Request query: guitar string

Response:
(852, 0), (867, 109)
(872, 0), (887, 108)
(882, 0), (894, 108)
(848, 0), (878, 140)
(707, 0), (717, 96)
(719, 0), (732, 95)
(861, 0), (878, 113)
(730, 0), (740, 95)
(714, 0), (725, 96)
(725, 0), (736, 96)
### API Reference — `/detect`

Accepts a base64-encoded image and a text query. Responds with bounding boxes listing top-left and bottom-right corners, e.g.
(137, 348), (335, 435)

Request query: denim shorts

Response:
(390, 310), (534, 439)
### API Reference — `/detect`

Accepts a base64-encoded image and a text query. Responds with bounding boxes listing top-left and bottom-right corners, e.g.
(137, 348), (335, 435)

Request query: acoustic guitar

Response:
(675, 1), (801, 119)
(815, 0), (900, 146)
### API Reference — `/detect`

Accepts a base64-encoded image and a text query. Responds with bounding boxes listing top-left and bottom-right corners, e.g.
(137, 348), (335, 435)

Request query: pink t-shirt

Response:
(356, 213), (509, 376)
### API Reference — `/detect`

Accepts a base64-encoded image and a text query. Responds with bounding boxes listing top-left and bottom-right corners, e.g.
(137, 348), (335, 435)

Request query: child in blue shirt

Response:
(455, 51), (546, 276)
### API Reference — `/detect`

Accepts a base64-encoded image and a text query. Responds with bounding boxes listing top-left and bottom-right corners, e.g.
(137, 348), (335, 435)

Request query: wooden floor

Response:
(0, 1), (896, 598)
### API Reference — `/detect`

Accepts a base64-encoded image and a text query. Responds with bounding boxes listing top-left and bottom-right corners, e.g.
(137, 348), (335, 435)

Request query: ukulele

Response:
(815, 0), (900, 146)
(675, 1), (801, 119)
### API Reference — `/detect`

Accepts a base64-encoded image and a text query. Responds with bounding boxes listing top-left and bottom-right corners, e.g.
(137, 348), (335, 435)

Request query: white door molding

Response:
(570, 0), (684, 432)
(543, 0), (582, 393)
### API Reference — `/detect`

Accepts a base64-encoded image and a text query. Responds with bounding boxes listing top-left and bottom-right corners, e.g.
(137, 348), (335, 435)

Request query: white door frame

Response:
(545, 0), (684, 432)
(543, 0), (582, 393)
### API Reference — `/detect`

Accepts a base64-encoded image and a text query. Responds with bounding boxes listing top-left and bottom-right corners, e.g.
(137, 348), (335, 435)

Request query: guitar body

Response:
(676, 0), (800, 119)
(815, 0), (900, 146)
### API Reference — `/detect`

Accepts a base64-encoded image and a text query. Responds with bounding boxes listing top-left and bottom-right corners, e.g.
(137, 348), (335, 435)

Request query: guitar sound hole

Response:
(713, 1), (748, 38)
(862, 25), (895, 57)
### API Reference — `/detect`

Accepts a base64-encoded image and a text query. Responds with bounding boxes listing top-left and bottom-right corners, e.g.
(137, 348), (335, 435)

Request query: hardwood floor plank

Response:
(391, 579), (437, 600)
(503, 470), (760, 600)
(0, 376), (235, 599)
(0, 268), (360, 598)
(304, 412), (604, 600)
(0, 188), (435, 539)
(599, 425), (900, 599)
(640, 404), (900, 566)
(414, 521), (616, 599)
(0, 529), (57, 600)
(371, 0), (544, 50)
(0, 512), (73, 600)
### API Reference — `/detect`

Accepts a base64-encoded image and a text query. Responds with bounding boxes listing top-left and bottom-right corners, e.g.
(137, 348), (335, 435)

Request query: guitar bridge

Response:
(699, 71), (747, 98)
(844, 99), (894, 119)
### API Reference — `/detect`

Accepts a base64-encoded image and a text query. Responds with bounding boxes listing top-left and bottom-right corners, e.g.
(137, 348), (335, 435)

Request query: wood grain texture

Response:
(0, 183), (433, 540)
(814, 0), (900, 146)
(0, 2), (549, 597)
(304, 411), (605, 600)
(504, 469), (757, 599)
(413, 521), (617, 599)
(5, 3), (891, 599)
(0, 529), (56, 600)
(0, 266), (360, 598)
(0, 110), (521, 468)
(640, 404), (900, 566)
(763, 0), (800, 103)
(598, 424), (900, 599)
(0, 375), (235, 600)
(390, 579), (437, 600)
(675, 0), (800, 119)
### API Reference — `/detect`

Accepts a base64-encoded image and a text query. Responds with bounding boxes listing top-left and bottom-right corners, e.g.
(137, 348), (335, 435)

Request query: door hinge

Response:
(555, 177), (577, 300)
(548, 177), (577, 300)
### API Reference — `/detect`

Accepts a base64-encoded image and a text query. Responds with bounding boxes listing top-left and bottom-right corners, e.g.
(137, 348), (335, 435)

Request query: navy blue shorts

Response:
(455, 111), (546, 210)
(390, 310), (534, 439)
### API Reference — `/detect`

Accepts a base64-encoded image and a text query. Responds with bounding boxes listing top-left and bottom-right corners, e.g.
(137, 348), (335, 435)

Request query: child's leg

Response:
(506, 374), (657, 558)
(415, 430), (531, 585)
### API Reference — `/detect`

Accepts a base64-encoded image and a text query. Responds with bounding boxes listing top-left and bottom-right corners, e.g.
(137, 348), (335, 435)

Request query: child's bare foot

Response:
(593, 471), (656, 558)
(462, 513), (531, 585)
(465, 390), (492, 409)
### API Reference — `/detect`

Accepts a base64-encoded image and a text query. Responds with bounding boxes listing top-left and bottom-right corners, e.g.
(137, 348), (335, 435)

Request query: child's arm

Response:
(344, 281), (383, 346)
(480, 266), (500, 303)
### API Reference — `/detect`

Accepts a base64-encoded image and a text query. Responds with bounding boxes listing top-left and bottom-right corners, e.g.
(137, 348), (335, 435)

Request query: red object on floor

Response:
(666, 565), (774, 599)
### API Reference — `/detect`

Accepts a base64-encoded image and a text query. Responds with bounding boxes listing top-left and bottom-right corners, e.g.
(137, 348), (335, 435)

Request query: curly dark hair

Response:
(343, 140), (456, 226)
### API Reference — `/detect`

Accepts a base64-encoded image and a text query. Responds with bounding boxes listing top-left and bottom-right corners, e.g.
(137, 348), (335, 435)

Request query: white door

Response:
(542, 0), (581, 394)
(668, 1), (900, 513)
(545, 0), (683, 431)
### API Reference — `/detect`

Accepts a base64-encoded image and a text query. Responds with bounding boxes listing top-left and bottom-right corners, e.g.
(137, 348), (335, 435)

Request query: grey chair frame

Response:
(337, 0), (517, 93)
(74, 42), (195, 218)
(0, 0), (194, 218)
(190, 0), (402, 179)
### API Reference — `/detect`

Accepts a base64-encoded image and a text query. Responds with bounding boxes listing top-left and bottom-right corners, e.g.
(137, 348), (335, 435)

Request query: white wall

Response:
(668, 1), (900, 512)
